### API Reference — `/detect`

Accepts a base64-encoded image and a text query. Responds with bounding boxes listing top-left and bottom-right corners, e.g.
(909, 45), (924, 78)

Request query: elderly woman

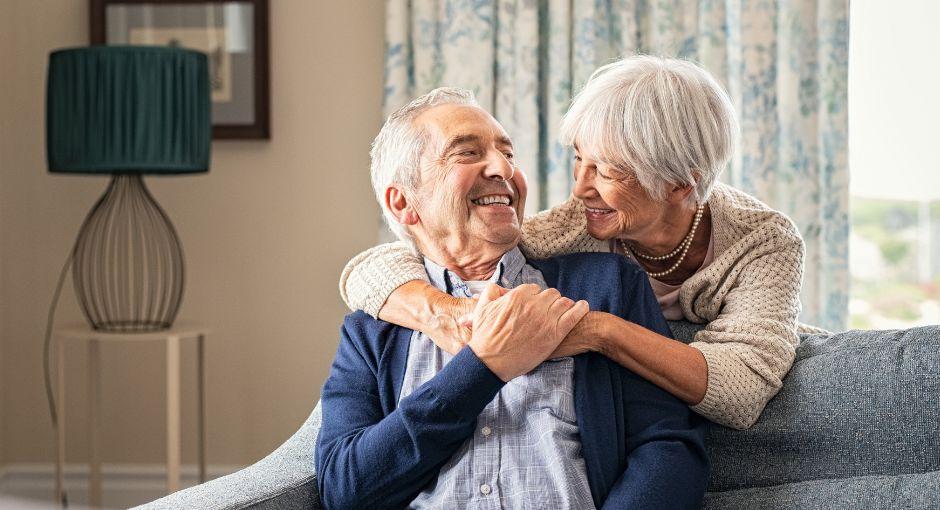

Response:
(340, 55), (804, 430)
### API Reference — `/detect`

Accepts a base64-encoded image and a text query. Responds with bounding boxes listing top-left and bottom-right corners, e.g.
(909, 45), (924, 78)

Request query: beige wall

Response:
(0, 0), (385, 467)
(0, 0), (8, 472)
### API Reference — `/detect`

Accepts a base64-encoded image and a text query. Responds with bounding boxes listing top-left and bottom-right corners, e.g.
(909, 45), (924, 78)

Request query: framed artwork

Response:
(90, 0), (270, 139)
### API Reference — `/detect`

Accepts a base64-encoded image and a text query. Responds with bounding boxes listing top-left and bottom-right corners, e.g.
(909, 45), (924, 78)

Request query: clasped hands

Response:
(426, 283), (601, 382)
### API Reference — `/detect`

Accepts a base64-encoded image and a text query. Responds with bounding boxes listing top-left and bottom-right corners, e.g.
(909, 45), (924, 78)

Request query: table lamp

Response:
(46, 46), (211, 332)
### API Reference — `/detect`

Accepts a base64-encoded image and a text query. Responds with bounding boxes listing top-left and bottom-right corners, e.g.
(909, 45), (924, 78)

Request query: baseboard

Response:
(0, 462), (243, 509)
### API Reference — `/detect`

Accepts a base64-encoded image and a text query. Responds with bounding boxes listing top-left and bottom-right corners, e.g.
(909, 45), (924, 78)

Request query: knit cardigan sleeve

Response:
(338, 197), (607, 316)
(686, 222), (804, 430)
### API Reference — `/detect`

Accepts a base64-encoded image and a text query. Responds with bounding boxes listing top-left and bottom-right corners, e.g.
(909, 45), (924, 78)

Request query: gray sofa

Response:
(136, 322), (940, 510)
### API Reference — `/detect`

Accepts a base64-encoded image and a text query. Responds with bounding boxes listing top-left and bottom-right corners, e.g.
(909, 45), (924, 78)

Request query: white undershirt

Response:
(463, 280), (490, 297)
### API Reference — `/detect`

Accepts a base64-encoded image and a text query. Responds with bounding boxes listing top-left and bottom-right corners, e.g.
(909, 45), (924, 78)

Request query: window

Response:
(849, 0), (940, 328)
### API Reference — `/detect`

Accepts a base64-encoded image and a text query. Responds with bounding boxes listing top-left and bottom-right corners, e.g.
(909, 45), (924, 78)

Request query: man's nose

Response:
(483, 150), (515, 180)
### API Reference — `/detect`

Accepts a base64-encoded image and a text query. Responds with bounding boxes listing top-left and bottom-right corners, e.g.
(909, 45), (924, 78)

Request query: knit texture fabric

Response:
(339, 183), (805, 430)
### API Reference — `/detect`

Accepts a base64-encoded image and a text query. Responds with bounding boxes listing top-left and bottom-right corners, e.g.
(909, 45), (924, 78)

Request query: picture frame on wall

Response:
(90, 0), (270, 139)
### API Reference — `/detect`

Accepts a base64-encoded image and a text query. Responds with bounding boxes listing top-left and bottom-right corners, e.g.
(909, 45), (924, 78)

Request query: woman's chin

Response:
(584, 213), (620, 240)
(585, 221), (617, 240)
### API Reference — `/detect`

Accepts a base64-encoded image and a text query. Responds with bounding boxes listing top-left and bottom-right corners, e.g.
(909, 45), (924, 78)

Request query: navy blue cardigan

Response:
(316, 253), (709, 509)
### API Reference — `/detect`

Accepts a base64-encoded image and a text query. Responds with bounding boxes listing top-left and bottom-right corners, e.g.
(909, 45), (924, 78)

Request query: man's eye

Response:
(458, 150), (478, 157)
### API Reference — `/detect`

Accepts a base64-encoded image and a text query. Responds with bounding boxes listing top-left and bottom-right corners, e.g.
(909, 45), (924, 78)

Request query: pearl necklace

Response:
(619, 202), (705, 278)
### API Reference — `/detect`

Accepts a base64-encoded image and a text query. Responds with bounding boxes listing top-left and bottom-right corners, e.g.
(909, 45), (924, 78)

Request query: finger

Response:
(426, 314), (462, 355)
(512, 283), (541, 296)
(557, 300), (590, 333)
(457, 313), (474, 329)
(477, 283), (507, 309)
(537, 287), (563, 305)
(547, 296), (576, 318)
(455, 322), (472, 347)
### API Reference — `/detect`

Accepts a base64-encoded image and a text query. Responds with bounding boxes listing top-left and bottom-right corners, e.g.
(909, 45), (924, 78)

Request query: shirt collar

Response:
(423, 247), (527, 297)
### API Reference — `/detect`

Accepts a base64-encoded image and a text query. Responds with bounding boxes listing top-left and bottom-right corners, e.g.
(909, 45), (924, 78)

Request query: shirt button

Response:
(481, 426), (492, 437)
(480, 484), (491, 495)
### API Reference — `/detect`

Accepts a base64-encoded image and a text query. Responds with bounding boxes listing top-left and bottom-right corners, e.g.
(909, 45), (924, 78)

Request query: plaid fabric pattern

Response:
(399, 248), (596, 509)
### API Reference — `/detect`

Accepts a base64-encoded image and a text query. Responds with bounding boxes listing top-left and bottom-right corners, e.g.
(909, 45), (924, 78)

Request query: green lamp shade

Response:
(46, 46), (211, 174)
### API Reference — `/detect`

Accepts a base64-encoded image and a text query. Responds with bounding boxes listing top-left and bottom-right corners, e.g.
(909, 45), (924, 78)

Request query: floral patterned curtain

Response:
(383, 0), (849, 330)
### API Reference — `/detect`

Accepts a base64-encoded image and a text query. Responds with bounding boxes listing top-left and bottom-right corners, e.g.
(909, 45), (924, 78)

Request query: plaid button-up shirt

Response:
(399, 248), (596, 510)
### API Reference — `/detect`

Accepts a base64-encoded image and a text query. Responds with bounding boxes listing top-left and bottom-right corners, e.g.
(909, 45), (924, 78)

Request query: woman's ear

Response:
(385, 185), (419, 226)
(668, 183), (695, 204)
(669, 170), (701, 204)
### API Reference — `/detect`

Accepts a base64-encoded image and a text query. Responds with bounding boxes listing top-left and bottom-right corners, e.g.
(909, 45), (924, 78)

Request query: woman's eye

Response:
(458, 150), (477, 157)
(573, 154), (582, 162)
(504, 152), (514, 160)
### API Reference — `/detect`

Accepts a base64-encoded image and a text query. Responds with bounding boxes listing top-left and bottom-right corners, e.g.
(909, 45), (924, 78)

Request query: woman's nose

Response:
(572, 164), (596, 198)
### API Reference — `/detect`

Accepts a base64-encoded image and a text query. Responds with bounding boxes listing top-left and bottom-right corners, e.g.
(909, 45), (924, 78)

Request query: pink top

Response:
(613, 232), (715, 320)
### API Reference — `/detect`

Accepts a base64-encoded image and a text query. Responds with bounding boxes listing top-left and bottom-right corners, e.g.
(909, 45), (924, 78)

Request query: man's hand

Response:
(467, 283), (589, 382)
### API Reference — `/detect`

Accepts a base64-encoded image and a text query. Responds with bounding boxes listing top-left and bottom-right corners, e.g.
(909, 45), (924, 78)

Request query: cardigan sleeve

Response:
(315, 319), (504, 509)
(688, 226), (804, 430)
(339, 197), (606, 317)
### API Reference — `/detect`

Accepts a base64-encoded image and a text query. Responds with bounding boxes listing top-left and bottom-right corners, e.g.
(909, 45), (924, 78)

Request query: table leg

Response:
(197, 334), (207, 483)
(55, 335), (66, 508)
(88, 339), (102, 508)
(166, 335), (181, 494)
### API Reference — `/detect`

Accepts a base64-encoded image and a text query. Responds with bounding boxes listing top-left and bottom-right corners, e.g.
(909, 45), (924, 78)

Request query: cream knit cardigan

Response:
(339, 182), (806, 430)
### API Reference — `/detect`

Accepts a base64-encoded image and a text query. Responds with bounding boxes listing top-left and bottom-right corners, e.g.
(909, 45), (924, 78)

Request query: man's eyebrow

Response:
(441, 134), (481, 154)
(496, 135), (513, 148)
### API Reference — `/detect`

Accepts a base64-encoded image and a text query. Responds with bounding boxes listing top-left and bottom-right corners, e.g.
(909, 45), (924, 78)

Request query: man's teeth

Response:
(586, 207), (613, 213)
(472, 195), (511, 206)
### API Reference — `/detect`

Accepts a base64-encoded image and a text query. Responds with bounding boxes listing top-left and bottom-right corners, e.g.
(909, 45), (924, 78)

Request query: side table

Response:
(53, 323), (209, 508)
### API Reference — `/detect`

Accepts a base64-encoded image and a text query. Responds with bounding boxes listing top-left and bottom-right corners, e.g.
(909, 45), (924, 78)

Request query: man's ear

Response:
(385, 185), (420, 226)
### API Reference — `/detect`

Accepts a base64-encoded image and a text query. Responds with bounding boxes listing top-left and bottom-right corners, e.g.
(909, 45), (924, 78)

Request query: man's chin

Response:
(481, 228), (521, 248)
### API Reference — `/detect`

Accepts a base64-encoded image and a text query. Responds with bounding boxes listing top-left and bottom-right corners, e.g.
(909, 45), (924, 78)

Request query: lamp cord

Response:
(43, 247), (73, 508)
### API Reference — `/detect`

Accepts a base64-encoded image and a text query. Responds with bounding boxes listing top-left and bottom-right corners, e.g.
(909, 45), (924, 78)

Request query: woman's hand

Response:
(424, 293), (476, 355)
(377, 281), (477, 355)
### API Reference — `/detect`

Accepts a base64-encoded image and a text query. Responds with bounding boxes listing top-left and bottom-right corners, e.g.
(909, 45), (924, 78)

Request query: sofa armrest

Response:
(133, 403), (323, 510)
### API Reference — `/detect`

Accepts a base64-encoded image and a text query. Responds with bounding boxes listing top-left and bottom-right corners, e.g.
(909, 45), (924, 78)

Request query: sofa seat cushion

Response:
(668, 322), (940, 492)
(703, 469), (940, 510)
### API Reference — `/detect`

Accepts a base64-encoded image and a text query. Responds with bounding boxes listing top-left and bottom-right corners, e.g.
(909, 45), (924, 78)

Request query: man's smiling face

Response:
(409, 103), (528, 260)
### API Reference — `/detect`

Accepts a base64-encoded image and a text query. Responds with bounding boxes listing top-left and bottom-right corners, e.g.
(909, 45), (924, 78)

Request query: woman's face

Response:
(571, 147), (666, 241)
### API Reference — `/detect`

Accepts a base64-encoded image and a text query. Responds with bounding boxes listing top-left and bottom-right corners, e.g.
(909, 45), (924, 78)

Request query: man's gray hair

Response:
(370, 87), (480, 242)
(560, 55), (738, 205)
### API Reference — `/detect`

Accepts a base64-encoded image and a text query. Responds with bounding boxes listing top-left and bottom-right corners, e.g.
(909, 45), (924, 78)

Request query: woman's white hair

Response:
(370, 87), (479, 242)
(560, 55), (738, 205)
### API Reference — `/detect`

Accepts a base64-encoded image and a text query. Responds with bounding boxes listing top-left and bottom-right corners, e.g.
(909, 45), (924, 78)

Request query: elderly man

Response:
(315, 88), (709, 509)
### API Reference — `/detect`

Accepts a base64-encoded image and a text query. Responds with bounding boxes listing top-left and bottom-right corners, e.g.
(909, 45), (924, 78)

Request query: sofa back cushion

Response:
(668, 321), (940, 492)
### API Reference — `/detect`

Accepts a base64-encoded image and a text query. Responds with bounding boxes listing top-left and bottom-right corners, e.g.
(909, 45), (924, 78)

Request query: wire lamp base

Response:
(72, 174), (185, 332)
